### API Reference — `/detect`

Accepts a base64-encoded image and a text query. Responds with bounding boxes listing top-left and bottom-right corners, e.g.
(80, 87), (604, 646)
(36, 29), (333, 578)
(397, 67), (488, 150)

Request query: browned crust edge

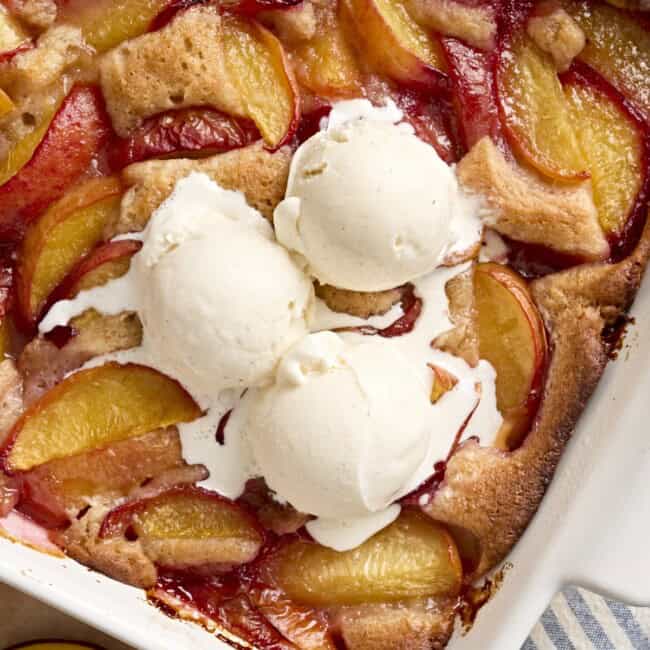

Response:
(424, 212), (650, 580)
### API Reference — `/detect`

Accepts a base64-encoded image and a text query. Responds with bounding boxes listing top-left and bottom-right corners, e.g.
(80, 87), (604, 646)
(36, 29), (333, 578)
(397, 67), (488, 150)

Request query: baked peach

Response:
(56, 0), (170, 53)
(56, 239), (142, 300)
(2, 363), (201, 472)
(0, 85), (112, 242)
(474, 263), (547, 448)
(110, 108), (261, 169)
(563, 63), (647, 237)
(20, 428), (186, 526)
(101, 486), (264, 569)
(342, 0), (447, 89)
(564, 0), (650, 122)
(262, 511), (462, 606)
(248, 583), (336, 650)
(497, 33), (588, 181)
(222, 15), (300, 148)
(394, 89), (462, 164)
(16, 177), (123, 329)
(0, 89), (15, 118)
(291, 19), (363, 98)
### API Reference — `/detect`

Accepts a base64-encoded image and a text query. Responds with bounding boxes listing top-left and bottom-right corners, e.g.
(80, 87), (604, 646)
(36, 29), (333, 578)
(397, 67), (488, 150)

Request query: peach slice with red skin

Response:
(54, 239), (142, 301)
(0, 85), (113, 243)
(342, 0), (447, 90)
(562, 62), (650, 257)
(261, 510), (462, 607)
(441, 37), (507, 153)
(19, 428), (186, 527)
(429, 364), (458, 404)
(101, 486), (264, 570)
(0, 99), (60, 188)
(110, 108), (261, 169)
(0, 89), (15, 118)
(156, 572), (297, 649)
(247, 582), (337, 650)
(563, 0), (650, 123)
(394, 88), (463, 164)
(496, 31), (589, 182)
(1, 363), (201, 473)
(16, 177), (123, 330)
(221, 15), (300, 149)
(474, 262), (548, 449)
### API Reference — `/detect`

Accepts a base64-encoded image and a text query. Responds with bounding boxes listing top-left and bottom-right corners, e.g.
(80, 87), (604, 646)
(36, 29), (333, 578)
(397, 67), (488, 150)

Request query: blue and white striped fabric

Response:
(523, 587), (650, 649)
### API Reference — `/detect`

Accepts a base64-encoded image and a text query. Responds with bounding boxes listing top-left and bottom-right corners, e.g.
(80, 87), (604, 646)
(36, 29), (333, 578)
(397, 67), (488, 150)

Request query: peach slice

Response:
(342, 0), (447, 88)
(563, 64), (647, 238)
(0, 85), (112, 242)
(429, 364), (458, 404)
(56, 0), (170, 53)
(564, 0), (650, 122)
(222, 15), (300, 148)
(16, 177), (123, 329)
(474, 263), (547, 449)
(262, 511), (462, 606)
(101, 486), (264, 568)
(0, 89), (15, 118)
(2, 363), (201, 472)
(291, 19), (363, 99)
(57, 239), (142, 300)
(0, 471), (20, 517)
(20, 428), (186, 527)
(110, 108), (261, 169)
(441, 37), (506, 152)
(248, 583), (337, 650)
(497, 32), (588, 181)
(0, 318), (9, 358)
(0, 101), (59, 189)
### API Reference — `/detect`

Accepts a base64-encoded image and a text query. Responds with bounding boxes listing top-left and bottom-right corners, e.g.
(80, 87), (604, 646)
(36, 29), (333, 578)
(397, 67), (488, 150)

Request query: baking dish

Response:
(1, 278), (649, 650)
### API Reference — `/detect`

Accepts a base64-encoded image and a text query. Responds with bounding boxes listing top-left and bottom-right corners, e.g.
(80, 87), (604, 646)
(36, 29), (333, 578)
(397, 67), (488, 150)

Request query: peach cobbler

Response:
(0, 0), (648, 648)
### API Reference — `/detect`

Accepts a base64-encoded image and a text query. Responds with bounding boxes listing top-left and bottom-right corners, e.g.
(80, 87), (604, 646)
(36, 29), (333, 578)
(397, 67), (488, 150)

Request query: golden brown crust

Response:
(315, 282), (402, 319)
(0, 25), (88, 96)
(54, 500), (158, 589)
(258, 1), (318, 44)
(405, 0), (497, 50)
(114, 143), (292, 235)
(332, 600), (456, 650)
(527, 8), (586, 73)
(456, 138), (610, 261)
(424, 212), (650, 578)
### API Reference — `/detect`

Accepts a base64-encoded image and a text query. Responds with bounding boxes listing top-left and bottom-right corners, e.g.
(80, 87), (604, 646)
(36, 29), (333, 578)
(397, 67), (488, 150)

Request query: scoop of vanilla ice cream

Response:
(245, 331), (433, 519)
(133, 173), (313, 396)
(274, 99), (480, 292)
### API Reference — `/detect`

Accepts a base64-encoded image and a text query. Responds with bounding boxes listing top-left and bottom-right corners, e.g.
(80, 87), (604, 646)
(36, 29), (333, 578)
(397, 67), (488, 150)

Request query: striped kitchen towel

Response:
(523, 587), (650, 649)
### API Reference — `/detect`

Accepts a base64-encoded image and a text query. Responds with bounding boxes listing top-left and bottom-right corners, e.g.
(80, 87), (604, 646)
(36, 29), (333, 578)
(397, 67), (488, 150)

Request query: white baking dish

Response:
(2, 277), (649, 650)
